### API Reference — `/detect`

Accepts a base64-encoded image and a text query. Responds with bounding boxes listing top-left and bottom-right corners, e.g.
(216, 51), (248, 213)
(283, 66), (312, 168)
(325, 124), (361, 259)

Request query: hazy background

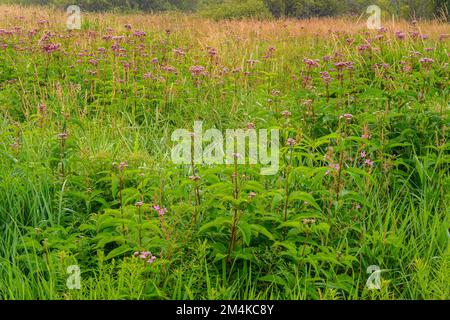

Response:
(0, 0), (448, 20)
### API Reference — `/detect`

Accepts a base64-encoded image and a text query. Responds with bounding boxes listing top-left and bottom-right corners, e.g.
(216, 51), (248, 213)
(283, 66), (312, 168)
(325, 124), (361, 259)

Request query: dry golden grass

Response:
(1, 4), (448, 42)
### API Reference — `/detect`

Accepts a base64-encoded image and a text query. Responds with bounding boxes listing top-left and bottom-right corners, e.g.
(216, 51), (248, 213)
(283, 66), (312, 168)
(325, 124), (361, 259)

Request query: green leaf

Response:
(105, 244), (132, 260)
(250, 224), (274, 241)
(258, 275), (286, 286)
(237, 221), (252, 245)
(288, 191), (321, 211)
(198, 217), (232, 234)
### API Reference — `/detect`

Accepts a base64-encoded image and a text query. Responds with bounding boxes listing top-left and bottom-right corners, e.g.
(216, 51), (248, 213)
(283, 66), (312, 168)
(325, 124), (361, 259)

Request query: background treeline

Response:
(1, 0), (449, 19)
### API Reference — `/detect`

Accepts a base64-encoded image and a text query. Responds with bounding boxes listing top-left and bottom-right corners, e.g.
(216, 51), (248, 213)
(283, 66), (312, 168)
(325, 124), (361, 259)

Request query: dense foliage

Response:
(0, 5), (449, 299)
(2, 0), (449, 19)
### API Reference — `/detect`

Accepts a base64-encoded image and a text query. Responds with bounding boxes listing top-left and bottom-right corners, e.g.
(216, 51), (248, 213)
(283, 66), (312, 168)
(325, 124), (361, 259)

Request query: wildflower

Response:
(139, 251), (151, 259)
(360, 151), (366, 158)
(246, 59), (260, 67)
(189, 175), (201, 181)
(124, 23), (132, 30)
(232, 152), (241, 159)
(419, 58), (433, 68)
(147, 256), (156, 264)
(133, 30), (146, 37)
(403, 65), (412, 73)
(320, 71), (332, 83)
(395, 31), (406, 40)
(135, 201), (144, 207)
(439, 34), (448, 41)
(38, 103), (47, 115)
(365, 159), (374, 167)
(263, 46), (275, 59)
(302, 218), (316, 225)
(271, 89), (280, 96)
(118, 161), (128, 171)
(303, 58), (320, 68)
(162, 65), (177, 73)
(357, 44), (370, 53)
(143, 72), (153, 79)
(208, 47), (217, 57)
(410, 31), (419, 40)
(42, 43), (60, 54)
(303, 99), (312, 106)
(246, 122), (255, 129)
(329, 163), (340, 172)
(58, 132), (68, 140)
(248, 192), (257, 199)
(153, 205), (168, 216)
(173, 48), (185, 56)
(339, 113), (353, 121)
(286, 138), (296, 146)
(88, 59), (99, 66)
(281, 110), (291, 118)
(189, 66), (205, 77)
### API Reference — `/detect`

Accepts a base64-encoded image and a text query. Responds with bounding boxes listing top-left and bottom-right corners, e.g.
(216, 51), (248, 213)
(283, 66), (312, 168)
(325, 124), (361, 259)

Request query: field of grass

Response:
(0, 5), (449, 300)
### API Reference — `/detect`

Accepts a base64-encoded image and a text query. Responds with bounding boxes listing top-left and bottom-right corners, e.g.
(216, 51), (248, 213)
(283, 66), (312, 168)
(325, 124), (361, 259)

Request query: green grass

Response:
(0, 6), (449, 300)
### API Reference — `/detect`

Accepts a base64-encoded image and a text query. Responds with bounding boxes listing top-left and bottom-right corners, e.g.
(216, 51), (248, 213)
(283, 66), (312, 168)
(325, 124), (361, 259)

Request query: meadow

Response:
(0, 4), (449, 300)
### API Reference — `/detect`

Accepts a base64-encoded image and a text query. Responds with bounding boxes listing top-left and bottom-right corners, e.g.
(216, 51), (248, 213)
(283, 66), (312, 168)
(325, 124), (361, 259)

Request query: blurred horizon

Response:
(0, 0), (448, 20)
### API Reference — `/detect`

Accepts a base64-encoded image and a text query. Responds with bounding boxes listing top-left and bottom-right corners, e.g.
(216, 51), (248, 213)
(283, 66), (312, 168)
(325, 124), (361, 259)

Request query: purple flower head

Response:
(365, 159), (374, 167)
(189, 66), (205, 77)
(286, 138), (296, 147)
(281, 110), (292, 118)
(42, 43), (60, 54)
(419, 57), (433, 68)
(135, 201), (144, 207)
(339, 113), (353, 121)
(246, 59), (260, 67)
(320, 71), (332, 83)
(248, 192), (257, 199)
(173, 48), (185, 56)
(189, 175), (201, 181)
(118, 161), (128, 171)
(208, 47), (217, 56)
(395, 31), (406, 40)
(329, 163), (340, 172)
(153, 205), (167, 216)
(303, 58), (320, 68)
(139, 251), (151, 259)
(133, 30), (146, 37)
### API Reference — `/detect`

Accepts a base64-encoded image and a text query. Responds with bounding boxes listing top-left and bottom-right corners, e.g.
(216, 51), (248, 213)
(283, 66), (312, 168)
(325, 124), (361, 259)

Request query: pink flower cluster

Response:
(189, 65), (206, 77)
(133, 251), (156, 264)
(153, 205), (167, 216)
(42, 43), (60, 54)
